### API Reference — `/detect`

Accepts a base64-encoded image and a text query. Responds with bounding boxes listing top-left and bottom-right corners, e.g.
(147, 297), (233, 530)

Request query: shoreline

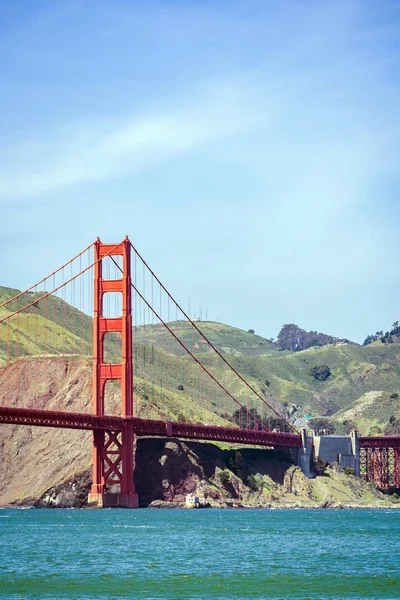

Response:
(2, 501), (400, 510)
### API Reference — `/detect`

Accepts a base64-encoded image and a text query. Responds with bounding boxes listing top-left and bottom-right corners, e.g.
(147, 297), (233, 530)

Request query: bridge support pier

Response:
(88, 425), (138, 508)
(297, 428), (312, 478)
(350, 430), (360, 478)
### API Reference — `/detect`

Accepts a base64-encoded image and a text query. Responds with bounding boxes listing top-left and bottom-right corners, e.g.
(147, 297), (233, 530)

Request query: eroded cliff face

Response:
(134, 439), (292, 507)
(134, 439), (397, 509)
(0, 422), (92, 506)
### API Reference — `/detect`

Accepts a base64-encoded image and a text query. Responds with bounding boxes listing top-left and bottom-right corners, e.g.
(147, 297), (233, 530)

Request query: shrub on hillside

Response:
(277, 323), (350, 351)
(247, 474), (259, 491)
(342, 419), (356, 434)
(368, 425), (382, 435)
(309, 365), (331, 381)
(308, 417), (336, 435)
(386, 416), (400, 435)
(313, 457), (328, 476)
(218, 471), (230, 487)
(228, 451), (245, 480)
(248, 329), (255, 334)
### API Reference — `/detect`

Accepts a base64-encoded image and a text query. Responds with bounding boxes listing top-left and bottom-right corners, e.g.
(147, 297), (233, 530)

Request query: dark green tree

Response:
(309, 365), (331, 381)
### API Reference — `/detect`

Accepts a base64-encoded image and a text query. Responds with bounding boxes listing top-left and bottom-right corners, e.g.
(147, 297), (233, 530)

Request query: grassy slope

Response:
(0, 286), (92, 360)
(333, 391), (400, 434)
(0, 286), (235, 429)
(139, 321), (400, 431)
(224, 342), (400, 417)
(1, 286), (400, 433)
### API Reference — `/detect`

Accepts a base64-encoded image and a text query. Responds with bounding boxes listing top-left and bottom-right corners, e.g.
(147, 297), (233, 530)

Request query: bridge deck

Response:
(0, 406), (302, 448)
(359, 436), (400, 448)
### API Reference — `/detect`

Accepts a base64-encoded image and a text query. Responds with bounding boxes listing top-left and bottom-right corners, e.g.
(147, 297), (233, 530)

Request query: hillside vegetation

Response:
(1, 285), (400, 434)
(276, 323), (352, 351)
(0, 285), (92, 361)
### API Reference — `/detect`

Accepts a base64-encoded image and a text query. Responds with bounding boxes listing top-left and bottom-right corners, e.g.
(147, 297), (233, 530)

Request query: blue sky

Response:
(1, 0), (399, 343)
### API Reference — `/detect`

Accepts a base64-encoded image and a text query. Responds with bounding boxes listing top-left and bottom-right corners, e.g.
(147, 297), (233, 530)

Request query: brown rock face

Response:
(134, 439), (293, 507)
(283, 465), (313, 496)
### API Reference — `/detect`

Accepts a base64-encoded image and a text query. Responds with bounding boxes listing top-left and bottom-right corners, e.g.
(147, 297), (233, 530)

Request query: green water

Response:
(0, 508), (399, 599)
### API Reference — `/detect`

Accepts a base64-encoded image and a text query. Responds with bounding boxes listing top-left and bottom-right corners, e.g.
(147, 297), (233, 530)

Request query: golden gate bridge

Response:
(0, 237), (398, 507)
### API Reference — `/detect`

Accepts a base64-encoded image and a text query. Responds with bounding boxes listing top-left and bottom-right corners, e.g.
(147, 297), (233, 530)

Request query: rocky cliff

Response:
(6, 437), (398, 510)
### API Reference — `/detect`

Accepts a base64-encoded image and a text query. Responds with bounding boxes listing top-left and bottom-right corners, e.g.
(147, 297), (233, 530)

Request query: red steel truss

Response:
(359, 437), (400, 489)
(0, 406), (302, 448)
(0, 406), (123, 430)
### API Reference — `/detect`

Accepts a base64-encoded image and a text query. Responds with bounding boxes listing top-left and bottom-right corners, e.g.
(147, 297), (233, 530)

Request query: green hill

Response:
(1, 285), (400, 434)
(134, 321), (400, 434)
(229, 341), (400, 416)
(0, 285), (92, 360)
(332, 391), (400, 436)
(138, 320), (400, 431)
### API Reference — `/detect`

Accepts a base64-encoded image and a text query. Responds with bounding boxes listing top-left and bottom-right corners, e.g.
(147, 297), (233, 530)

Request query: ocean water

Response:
(0, 508), (399, 599)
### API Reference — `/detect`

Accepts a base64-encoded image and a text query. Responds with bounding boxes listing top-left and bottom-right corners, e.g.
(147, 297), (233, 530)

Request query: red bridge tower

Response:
(88, 237), (139, 508)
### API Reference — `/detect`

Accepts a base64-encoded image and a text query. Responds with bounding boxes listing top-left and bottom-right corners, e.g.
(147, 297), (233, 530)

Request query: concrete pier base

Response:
(297, 428), (312, 478)
(350, 430), (360, 477)
(297, 429), (361, 478)
(87, 492), (139, 508)
(313, 431), (359, 474)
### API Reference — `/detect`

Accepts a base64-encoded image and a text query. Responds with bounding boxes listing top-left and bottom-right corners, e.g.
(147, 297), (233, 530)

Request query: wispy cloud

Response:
(0, 82), (266, 200)
(1, 0), (399, 207)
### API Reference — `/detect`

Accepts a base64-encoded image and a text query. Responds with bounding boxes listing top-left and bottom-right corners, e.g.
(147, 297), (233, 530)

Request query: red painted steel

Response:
(89, 237), (138, 508)
(0, 406), (302, 448)
(360, 436), (400, 489)
(0, 406), (124, 430)
(0, 236), (304, 509)
(359, 436), (400, 448)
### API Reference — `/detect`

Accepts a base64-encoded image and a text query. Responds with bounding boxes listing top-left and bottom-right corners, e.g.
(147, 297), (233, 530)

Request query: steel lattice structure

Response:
(359, 437), (400, 489)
